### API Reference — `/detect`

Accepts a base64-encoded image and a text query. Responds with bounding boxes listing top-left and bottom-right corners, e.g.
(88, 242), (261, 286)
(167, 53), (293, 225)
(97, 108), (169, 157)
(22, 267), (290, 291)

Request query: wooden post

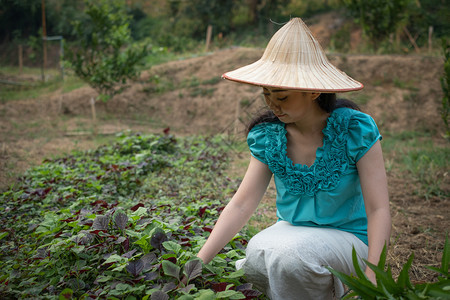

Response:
(428, 26), (433, 53)
(205, 25), (212, 52)
(18, 45), (23, 74)
(403, 27), (420, 53)
(90, 97), (98, 135)
(234, 99), (240, 135)
(41, 0), (47, 80)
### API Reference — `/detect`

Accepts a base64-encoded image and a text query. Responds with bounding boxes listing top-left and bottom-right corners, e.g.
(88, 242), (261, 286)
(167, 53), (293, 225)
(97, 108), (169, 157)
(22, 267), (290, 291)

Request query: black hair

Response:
(247, 93), (360, 134)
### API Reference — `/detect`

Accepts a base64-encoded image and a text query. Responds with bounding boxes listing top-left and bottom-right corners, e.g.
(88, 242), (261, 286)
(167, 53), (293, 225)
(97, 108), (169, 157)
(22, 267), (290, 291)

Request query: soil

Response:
(0, 22), (448, 284)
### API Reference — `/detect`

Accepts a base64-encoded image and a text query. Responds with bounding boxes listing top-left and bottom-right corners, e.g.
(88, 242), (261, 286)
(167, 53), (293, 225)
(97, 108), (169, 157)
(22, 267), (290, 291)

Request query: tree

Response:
(0, 0), (84, 42)
(343, 0), (413, 48)
(65, 0), (147, 128)
(0, 0), (41, 41)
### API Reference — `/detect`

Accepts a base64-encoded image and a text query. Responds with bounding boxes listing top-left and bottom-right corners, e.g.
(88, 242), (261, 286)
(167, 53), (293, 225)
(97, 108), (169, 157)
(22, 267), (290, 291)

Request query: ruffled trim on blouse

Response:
(264, 111), (350, 196)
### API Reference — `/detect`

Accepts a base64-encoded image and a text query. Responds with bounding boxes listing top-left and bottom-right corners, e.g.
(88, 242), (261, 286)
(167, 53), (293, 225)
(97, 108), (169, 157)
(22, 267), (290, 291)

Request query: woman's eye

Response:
(277, 96), (288, 101)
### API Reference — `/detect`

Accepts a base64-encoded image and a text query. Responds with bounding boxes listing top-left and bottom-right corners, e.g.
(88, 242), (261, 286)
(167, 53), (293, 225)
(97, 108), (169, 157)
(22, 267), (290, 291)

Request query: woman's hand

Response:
(365, 267), (377, 285)
(196, 156), (272, 264)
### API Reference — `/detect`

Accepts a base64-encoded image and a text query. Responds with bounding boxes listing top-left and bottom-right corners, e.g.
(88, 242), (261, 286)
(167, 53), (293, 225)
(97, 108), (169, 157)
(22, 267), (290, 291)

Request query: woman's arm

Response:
(196, 156), (272, 264)
(357, 140), (391, 283)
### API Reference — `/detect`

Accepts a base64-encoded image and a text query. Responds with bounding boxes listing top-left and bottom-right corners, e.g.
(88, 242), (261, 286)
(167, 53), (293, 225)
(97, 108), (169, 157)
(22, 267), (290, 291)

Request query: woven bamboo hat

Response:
(222, 18), (363, 92)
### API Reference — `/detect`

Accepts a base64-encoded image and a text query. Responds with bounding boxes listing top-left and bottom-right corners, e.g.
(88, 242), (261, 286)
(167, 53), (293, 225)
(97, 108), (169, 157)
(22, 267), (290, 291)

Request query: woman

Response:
(196, 18), (391, 299)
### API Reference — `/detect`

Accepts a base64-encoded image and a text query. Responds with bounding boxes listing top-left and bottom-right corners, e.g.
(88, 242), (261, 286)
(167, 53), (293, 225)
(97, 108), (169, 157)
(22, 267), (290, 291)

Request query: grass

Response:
(145, 75), (221, 96)
(0, 67), (85, 103)
(382, 131), (449, 199)
(338, 91), (372, 106)
(393, 78), (419, 91)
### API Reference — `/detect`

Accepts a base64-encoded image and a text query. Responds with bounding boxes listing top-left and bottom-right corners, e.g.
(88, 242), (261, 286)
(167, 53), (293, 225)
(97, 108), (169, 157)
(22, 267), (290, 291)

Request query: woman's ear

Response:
(310, 92), (321, 101)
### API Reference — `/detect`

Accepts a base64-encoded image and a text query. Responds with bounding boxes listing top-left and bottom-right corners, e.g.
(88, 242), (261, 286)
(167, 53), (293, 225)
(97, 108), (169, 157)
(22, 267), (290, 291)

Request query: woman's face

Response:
(262, 87), (320, 123)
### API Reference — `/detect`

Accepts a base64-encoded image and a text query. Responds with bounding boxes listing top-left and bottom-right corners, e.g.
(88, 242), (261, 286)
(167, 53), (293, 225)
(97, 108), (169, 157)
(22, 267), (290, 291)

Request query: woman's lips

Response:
(275, 113), (287, 118)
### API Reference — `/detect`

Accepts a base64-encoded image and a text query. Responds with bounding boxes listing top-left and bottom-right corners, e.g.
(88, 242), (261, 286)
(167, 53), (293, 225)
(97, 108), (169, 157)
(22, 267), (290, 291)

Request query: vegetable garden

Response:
(0, 132), (264, 299)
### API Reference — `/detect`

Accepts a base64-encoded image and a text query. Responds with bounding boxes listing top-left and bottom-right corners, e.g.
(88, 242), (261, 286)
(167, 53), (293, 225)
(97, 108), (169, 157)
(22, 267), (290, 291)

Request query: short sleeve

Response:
(347, 111), (382, 163)
(247, 124), (268, 165)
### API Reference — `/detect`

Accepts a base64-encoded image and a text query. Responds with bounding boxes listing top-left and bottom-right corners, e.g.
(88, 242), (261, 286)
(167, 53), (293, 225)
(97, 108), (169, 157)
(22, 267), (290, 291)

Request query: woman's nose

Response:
(267, 99), (279, 111)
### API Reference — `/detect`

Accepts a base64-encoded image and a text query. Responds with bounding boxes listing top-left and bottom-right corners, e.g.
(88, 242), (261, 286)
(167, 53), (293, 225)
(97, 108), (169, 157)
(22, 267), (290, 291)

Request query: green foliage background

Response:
(1, 0), (449, 54)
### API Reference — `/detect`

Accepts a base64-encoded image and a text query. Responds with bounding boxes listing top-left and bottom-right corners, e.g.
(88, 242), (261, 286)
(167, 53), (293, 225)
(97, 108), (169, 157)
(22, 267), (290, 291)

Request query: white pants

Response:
(236, 221), (368, 300)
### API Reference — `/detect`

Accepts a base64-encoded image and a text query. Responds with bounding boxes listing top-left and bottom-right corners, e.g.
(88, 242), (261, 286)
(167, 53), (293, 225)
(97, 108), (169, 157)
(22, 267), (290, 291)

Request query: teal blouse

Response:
(247, 108), (382, 245)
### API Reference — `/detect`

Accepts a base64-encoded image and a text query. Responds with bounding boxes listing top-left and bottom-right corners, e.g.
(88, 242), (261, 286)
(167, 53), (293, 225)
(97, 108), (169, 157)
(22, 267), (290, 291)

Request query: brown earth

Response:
(0, 43), (448, 285)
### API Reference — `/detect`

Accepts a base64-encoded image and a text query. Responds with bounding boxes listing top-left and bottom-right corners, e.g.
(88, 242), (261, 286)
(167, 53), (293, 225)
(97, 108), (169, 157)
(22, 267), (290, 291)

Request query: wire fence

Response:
(0, 40), (64, 84)
(0, 42), (61, 68)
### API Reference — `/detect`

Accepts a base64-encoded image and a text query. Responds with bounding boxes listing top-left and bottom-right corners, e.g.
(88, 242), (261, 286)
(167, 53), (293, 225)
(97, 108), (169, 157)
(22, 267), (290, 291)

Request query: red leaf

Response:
(61, 217), (77, 223)
(163, 127), (170, 135)
(151, 229), (168, 251)
(86, 243), (105, 250)
(90, 200), (108, 207)
(114, 212), (128, 230)
(180, 237), (192, 247)
(211, 282), (228, 292)
(126, 259), (145, 276)
(198, 207), (207, 218)
(89, 230), (108, 235)
(166, 256), (177, 264)
(202, 226), (213, 233)
(122, 237), (130, 251)
(130, 203), (145, 211)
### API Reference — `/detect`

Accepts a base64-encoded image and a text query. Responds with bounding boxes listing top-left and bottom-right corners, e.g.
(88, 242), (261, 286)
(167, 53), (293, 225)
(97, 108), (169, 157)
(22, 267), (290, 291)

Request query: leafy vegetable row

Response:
(0, 131), (263, 299)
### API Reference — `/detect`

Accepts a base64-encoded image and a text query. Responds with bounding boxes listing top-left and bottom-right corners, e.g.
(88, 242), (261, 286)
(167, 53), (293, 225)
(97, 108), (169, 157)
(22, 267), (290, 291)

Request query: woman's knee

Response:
(245, 236), (325, 277)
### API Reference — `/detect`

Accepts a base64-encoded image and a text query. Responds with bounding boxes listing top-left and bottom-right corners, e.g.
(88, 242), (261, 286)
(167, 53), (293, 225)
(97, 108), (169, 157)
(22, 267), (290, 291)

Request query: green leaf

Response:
(223, 269), (245, 279)
(327, 267), (381, 299)
(177, 295), (194, 300)
(216, 290), (245, 299)
(103, 254), (127, 265)
(194, 289), (216, 299)
(377, 243), (387, 269)
(441, 235), (449, 275)
(115, 283), (133, 292)
(397, 252), (414, 290)
(379, 281), (397, 300)
(351, 247), (369, 281)
(0, 232), (9, 240)
(161, 260), (180, 280)
(365, 261), (400, 294)
(162, 241), (181, 254)
(95, 275), (113, 283)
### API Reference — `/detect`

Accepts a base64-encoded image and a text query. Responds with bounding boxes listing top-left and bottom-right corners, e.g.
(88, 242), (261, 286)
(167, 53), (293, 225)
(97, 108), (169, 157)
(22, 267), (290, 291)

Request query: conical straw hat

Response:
(223, 18), (363, 92)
